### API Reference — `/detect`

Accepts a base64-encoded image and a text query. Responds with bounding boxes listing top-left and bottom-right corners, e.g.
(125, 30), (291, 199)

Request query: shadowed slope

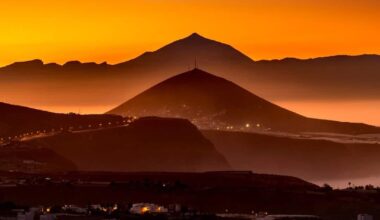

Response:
(0, 141), (77, 173)
(29, 117), (230, 172)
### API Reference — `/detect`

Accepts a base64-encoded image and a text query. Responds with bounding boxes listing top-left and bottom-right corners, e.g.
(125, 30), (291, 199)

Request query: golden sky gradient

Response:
(1, 0), (380, 66)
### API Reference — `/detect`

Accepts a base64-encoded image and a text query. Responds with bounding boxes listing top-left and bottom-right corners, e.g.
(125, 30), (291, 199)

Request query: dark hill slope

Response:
(0, 141), (76, 173)
(29, 117), (230, 172)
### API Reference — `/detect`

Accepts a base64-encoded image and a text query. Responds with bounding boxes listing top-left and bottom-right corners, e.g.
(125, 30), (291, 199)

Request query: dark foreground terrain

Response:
(0, 171), (379, 220)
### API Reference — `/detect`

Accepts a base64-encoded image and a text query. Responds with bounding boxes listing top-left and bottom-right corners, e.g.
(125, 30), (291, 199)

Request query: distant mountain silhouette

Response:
(204, 130), (380, 181)
(0, 102), (122, 138)
(1, 33), (379, 116)
(29, 117), (230, 172)
(108, 68), (380, 134)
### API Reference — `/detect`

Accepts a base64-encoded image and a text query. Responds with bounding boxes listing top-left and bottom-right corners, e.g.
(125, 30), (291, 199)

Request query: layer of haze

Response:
(34, 101), (380, 126)
(1, 0), (380, 66)
(276, 100), (380, 126)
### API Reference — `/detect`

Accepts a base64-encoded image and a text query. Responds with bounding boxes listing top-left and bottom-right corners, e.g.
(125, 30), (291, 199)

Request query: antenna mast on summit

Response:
(194, 57), (198, 69)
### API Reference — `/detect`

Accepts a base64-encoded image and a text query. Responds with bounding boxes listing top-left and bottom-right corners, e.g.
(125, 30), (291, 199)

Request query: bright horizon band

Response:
(1, 0), (380, 66)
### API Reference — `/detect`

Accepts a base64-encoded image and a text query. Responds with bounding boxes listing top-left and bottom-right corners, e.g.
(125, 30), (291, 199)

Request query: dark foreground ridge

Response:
(27, 117), (230, 172)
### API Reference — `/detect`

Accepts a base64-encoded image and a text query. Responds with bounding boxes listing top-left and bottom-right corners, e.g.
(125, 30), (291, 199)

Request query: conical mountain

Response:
(108, 68), (380, 134)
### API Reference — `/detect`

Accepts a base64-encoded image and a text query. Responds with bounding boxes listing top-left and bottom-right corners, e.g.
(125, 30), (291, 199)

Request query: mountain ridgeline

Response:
(108, 68), (380, 134)
(1, 33), (380, 115)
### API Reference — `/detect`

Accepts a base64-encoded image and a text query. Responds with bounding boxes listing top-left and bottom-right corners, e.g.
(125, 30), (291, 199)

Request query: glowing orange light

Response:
(141, 207), (150, 213)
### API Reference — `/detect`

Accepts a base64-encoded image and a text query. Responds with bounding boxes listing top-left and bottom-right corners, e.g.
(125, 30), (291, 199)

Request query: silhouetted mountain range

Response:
(1, 33), (379, 114)
(108, 68), (380, 134)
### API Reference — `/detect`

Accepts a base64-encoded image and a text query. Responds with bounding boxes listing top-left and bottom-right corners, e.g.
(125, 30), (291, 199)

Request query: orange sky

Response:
(1, 0), (380, 66)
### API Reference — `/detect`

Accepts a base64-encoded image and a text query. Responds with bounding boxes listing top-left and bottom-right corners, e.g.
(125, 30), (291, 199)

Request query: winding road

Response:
(0, 117), (137, 146)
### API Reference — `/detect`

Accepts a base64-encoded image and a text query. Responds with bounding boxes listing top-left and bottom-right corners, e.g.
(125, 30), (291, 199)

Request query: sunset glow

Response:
(2, 2), (380, 214)
(1, 0), (380, 66)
